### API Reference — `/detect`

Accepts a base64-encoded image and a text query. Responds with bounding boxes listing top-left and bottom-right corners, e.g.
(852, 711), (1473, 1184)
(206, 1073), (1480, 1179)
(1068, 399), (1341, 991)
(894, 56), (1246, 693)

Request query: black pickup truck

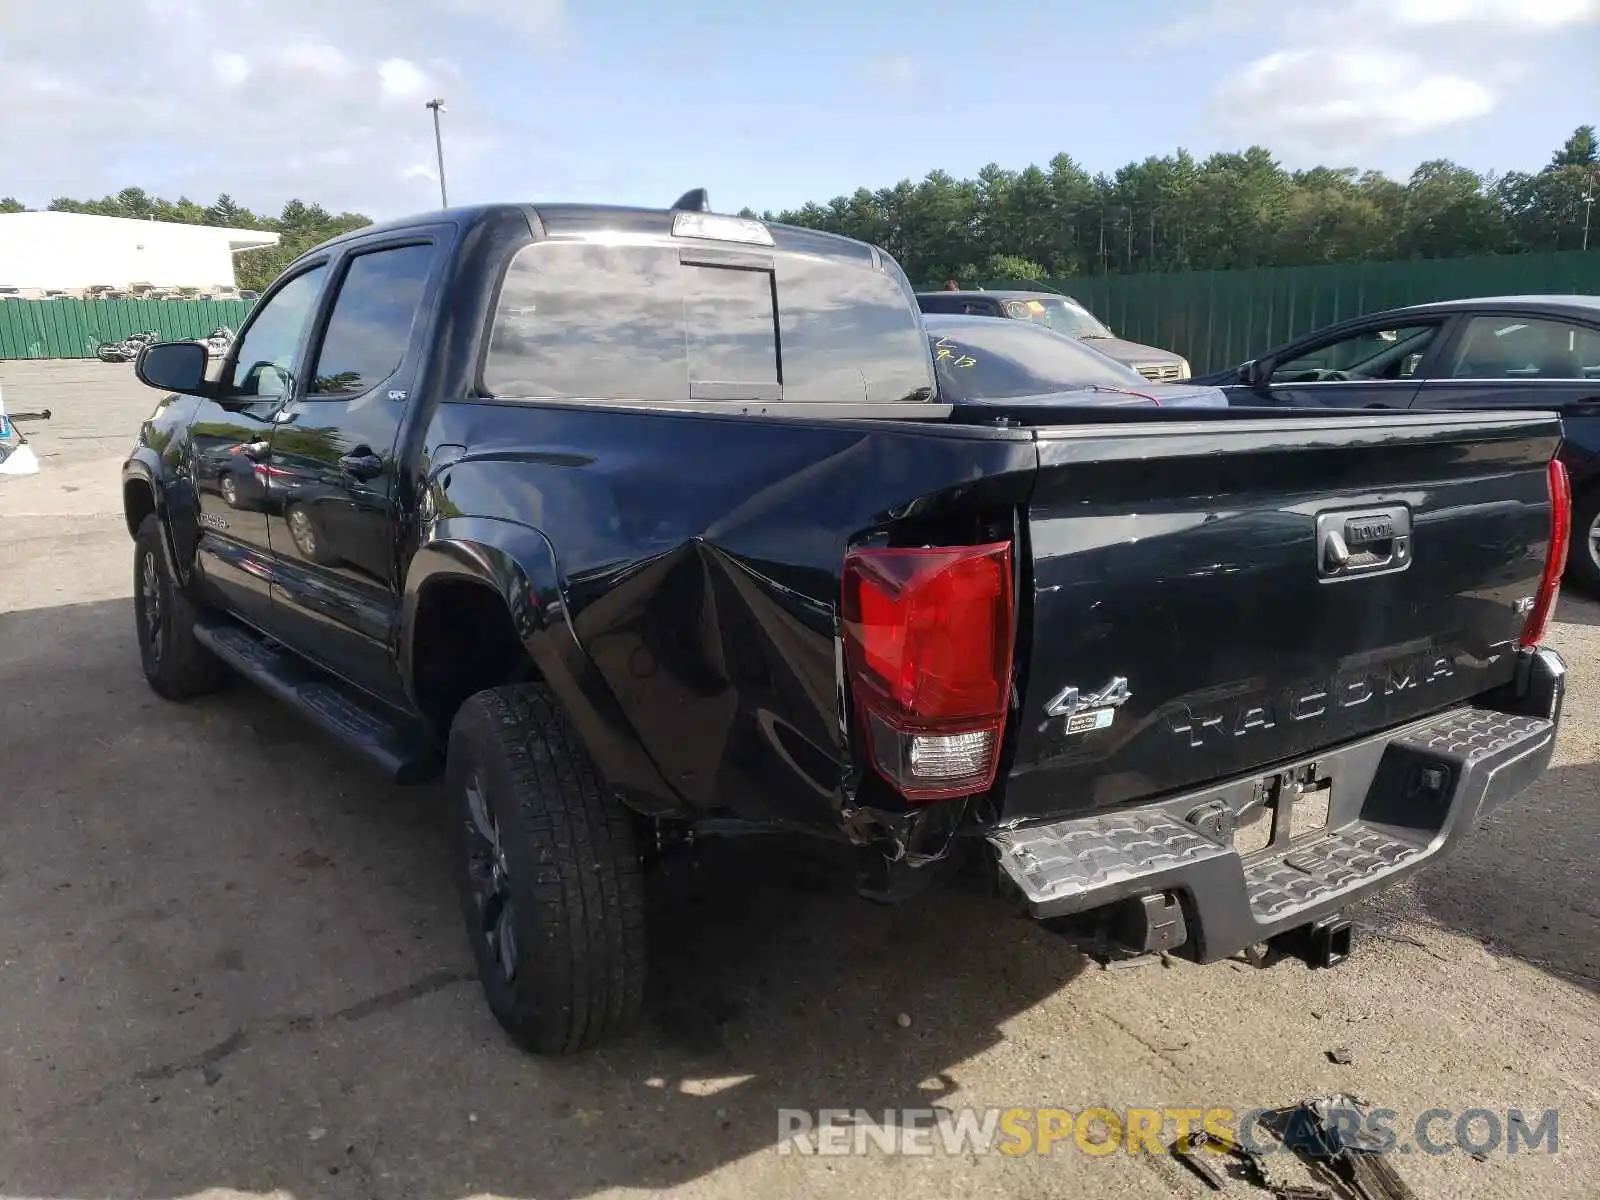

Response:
(123, 197), (1570, 1056)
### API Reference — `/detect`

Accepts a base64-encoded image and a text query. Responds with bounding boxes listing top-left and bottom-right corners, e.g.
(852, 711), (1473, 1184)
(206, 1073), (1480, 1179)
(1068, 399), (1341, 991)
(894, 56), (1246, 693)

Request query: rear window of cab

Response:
(483, 242), (935, 405)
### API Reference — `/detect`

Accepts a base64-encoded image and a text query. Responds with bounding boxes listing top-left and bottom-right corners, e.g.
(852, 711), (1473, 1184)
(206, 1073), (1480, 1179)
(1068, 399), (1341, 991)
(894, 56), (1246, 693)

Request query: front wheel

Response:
(448, 684), (647, 1055)
(133, 514), (227, 700)
(1567, 487), (1600, 598)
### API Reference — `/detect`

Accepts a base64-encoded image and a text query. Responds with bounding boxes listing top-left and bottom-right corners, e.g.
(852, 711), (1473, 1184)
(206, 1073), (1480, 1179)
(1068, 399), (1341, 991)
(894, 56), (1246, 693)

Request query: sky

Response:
(1, 0), (1596, 221)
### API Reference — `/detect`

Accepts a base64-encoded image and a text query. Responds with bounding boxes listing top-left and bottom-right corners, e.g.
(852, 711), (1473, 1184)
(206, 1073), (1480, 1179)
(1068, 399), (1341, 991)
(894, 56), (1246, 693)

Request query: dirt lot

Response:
(1, 359), (1597, 1199)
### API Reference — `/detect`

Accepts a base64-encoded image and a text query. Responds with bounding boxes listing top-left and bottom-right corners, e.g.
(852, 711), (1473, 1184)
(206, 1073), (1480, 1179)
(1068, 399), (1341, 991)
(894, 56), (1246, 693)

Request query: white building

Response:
(0, 211), (280, 295)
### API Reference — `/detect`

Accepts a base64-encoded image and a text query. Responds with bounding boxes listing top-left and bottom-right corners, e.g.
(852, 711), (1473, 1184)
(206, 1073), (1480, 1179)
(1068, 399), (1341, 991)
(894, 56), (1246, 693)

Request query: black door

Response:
(260, 237), (443, 706)
(1231, 316), (1450, 409)
(187, 264), (330, 629)
(1412, 309), (1600, 584)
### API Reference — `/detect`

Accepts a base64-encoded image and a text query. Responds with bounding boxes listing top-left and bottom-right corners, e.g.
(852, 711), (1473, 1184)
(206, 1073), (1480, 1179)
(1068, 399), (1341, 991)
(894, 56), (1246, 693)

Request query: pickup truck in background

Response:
(123, 197), (1569, 1056)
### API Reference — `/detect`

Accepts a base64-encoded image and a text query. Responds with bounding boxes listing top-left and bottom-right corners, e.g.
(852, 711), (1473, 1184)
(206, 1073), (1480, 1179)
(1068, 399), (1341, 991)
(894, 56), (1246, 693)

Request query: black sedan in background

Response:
(1199, 295), (1600, 592)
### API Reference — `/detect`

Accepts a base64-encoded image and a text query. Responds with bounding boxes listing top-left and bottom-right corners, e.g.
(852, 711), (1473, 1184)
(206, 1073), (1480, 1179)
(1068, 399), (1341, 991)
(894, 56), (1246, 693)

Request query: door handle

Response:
(337, 452), (384, 480)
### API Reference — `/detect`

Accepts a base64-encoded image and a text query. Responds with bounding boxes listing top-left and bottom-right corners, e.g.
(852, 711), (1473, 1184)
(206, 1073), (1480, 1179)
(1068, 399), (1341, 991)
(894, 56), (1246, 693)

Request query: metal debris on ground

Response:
(1169, 1094), (1418, 1200)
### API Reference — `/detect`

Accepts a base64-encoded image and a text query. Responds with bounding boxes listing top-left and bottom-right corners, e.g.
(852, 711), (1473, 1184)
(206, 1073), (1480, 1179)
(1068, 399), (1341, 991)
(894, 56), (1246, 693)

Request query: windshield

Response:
(927, 318), (1149, 400)
(1001, 296), (1114, 339)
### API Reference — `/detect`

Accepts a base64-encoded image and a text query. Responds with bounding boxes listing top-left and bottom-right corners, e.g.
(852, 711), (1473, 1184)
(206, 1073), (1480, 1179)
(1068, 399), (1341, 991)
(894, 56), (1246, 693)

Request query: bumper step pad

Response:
(997, 813), (1227, 911)
(1389, 708), (1550, 765)
(1245, 827), (1420, 919)
(990, 704), (1555, 958)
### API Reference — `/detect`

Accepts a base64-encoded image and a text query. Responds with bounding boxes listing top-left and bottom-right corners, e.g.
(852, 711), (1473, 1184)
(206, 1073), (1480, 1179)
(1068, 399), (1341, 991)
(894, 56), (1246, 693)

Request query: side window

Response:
(226, 266), (327, 399)
(308, 243), (436, 396)
(1447, 316), (1598, 380)
(1273, 324), (1439, 383)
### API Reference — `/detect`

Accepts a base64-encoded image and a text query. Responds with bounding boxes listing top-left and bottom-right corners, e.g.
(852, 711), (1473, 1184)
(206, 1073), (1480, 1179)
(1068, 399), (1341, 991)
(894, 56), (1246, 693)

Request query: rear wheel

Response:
(133, 514), (227, 700)
(448, 684), (646, 1055)
(1568, 486), (1600, 597)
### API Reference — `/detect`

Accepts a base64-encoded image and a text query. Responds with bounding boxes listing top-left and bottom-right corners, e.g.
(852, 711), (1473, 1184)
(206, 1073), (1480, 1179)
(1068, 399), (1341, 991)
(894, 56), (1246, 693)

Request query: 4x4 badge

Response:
(1044, 676), (1131, 735)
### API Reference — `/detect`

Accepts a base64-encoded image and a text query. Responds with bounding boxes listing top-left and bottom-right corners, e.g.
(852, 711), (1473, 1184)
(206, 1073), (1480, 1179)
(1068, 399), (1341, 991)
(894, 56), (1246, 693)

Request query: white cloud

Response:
(0, 0), (563, 217)
(1387, 0), (1600, 29)
(379, 58), (430, 101)
(212, 53), (251, 88)
(1214, 49), (1495, 148)
(1180, 0), (1579, 154)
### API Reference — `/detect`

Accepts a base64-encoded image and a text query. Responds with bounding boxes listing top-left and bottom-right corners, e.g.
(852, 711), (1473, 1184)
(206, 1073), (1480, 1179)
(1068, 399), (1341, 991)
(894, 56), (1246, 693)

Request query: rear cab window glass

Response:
(683, 262), (779, 393)
(482, 236), (933, 405)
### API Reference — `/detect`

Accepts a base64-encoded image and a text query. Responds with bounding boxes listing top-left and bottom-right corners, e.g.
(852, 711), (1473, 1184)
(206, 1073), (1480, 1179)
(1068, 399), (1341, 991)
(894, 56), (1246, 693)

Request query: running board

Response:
(193, 617), (441, 784)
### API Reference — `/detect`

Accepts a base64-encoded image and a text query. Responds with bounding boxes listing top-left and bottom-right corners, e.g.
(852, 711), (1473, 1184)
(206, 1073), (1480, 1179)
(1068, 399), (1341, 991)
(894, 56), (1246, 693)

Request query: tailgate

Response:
(1002, 410), (1562, 822)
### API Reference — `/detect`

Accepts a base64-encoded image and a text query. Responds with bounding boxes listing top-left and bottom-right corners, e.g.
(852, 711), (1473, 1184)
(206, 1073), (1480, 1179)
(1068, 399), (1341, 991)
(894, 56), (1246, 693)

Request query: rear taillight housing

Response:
(841, 541), (1014, 801)
(1521, 459), (1571, 649)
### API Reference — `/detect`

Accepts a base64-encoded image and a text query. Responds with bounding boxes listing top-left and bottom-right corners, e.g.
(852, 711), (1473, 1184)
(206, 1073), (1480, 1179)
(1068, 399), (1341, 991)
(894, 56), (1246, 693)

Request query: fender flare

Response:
(121, 454), (190, 587)
(401, 516), (686, 817)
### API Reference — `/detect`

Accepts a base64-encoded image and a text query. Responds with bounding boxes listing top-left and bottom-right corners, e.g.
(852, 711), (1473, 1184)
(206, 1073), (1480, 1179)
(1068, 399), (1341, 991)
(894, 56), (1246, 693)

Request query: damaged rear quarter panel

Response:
(426, 400), (1037, 834)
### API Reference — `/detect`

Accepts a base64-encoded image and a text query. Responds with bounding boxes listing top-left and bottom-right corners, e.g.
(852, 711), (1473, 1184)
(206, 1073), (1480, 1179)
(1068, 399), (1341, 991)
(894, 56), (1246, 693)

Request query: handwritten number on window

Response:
(933, 337), (977, 369)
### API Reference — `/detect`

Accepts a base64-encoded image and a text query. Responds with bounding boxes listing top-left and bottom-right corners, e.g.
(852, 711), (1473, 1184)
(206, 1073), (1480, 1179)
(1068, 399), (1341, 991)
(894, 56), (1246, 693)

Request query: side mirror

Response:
(136, 341), (211, 397)
(1242, 357), (1275, 388)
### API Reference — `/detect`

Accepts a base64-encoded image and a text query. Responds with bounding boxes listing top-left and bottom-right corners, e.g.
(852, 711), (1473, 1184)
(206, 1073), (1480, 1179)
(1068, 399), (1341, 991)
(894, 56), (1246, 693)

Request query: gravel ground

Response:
(1, 359), (1596, 1200)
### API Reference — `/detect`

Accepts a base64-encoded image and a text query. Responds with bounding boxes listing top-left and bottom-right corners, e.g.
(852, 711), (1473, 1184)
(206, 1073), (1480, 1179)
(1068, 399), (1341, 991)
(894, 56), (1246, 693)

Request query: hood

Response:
(1075, 335), (1184, 368)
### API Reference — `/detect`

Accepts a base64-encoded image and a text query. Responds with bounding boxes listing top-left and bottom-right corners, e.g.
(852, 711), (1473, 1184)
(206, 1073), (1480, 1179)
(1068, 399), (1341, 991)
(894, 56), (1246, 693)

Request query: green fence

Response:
(967, 250), (1600, 375)
(0, 298), (255, 360)
(9, 251), (1600, 368)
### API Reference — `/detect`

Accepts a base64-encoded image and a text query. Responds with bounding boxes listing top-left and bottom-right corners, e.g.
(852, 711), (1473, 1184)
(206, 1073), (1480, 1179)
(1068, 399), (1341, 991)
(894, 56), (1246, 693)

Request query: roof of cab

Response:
(302, 202), (883, 266)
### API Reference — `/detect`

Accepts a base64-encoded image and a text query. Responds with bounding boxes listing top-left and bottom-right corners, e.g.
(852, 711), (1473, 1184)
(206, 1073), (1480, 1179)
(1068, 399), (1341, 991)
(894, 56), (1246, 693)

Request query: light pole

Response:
(425, 98), (448, 209)
(1583, 187), (1594, 253)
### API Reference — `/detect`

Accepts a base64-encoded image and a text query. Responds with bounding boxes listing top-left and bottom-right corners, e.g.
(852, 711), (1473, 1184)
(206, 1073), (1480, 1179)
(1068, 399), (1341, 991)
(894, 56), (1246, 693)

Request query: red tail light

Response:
(1520, 458), (1570, 649)
(841, 541), (1014, 801)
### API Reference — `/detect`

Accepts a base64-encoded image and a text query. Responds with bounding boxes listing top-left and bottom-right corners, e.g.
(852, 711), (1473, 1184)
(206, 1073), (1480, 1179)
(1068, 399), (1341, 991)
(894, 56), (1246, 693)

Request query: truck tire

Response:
(1569, 486), (1600, 598)
(447, 684), (646, 1055)
(133, 513), (228, 700)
